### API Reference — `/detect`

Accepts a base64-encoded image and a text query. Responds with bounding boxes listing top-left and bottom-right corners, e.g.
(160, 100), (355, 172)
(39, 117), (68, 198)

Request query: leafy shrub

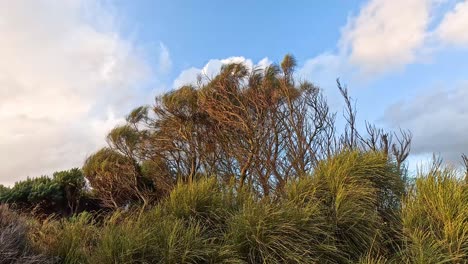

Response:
(2, 177), (63, 208)
(0, 170), (87, 216)
(83, 148), (148, 208)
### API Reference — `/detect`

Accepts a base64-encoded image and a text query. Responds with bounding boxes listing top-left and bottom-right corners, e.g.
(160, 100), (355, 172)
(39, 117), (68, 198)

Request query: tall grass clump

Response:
(91, 209), (223, 264)
(142, 217), (217, 263)
(400, 164), (468, 263)
(30, 212), (98, 264)
(0, 205), (52, 264)
(223, 196), (339, 263)
(89, 211), (154, 263)
(159, 177), (246, 262)
(311, 150), (404, 261)
(163, 177), (245, 227)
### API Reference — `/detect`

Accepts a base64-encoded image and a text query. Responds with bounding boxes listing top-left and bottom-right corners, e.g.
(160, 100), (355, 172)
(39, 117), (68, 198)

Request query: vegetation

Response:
(0, 55), (467, 263)
(0, 205), (53, 263)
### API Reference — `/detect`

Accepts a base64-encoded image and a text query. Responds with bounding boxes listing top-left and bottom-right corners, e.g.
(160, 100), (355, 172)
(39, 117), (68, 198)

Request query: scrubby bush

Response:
(53, 169), (86, 215)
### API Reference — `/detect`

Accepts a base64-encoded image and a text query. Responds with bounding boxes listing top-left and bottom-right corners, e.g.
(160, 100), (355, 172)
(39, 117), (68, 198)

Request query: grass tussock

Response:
(400, 165), (468, 263)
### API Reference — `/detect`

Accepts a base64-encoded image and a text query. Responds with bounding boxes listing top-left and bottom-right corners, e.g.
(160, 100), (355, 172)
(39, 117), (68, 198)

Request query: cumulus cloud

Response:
(340, 0), (433, 74)
(294, 0), (434, 88)
(298, 0), (467, 83)
(436, 0), (468, 46)
(172, 56), (271, 88)
(382, 84), (468, 162)
(0, 0), (150, 185)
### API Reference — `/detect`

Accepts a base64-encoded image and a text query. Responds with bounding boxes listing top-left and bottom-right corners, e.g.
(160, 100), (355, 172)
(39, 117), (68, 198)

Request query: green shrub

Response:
(53, 169), (86, 214)
(3, 177), (64, 207)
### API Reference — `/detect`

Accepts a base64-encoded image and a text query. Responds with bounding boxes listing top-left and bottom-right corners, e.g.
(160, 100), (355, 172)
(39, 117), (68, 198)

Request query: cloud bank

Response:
(0, 0), (151, 185)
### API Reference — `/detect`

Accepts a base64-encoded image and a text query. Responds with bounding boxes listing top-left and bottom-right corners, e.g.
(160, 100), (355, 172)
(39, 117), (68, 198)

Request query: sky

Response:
(1, 0), (468, 185)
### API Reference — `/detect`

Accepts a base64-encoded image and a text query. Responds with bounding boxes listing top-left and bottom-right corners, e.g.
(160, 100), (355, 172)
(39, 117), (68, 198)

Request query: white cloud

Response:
(341, 0), (432, 74)
(294, 0), (435, 88)
(436, 0), (468, 46)
(172, 67), (201, 89)
(0, 0), (150, 185)
(297, 0), (464, 83)
(256, 57), (273, 70)
(172, 56), (270, 88)
(298, 53), (345, 83)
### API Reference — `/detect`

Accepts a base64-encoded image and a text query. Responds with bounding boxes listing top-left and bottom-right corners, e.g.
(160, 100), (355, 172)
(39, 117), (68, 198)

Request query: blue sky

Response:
(113, 0), (362, 75)
(1, 0), (468, 184)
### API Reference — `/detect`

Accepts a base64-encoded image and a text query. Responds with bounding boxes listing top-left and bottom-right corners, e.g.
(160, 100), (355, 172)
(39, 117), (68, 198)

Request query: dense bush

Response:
(0, 177), (64, 214)
(0, 169), (88, 216)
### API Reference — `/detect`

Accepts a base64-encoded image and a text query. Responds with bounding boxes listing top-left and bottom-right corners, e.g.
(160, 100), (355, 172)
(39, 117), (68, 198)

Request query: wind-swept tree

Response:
(97, 54), (411, 197)
(82, 148), (154, 209)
